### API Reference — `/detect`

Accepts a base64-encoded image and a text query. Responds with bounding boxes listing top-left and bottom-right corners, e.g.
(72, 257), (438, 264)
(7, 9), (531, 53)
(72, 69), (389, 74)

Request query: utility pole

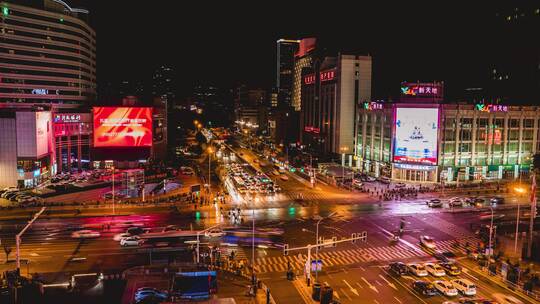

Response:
(16, 207), (46, 271)
(112, 166), (115, 215)
(515, 204), (520, 254)
(252, 207), (255, 284)
(527, 173), (537, 258)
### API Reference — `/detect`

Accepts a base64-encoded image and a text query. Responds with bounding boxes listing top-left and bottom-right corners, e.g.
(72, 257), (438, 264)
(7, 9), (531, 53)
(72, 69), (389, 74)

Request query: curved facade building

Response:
(0, 0), (96, 104)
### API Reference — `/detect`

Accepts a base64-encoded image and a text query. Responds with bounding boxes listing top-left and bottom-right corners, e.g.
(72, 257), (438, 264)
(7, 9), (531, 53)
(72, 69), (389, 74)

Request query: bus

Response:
(172, 271), (217, 300)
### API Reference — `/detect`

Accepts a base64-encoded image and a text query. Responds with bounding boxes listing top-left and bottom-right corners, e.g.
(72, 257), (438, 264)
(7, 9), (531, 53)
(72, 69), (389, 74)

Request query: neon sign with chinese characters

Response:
(54, 114), (81, 123)
(304, 74), (315, 85)
(475, 104), (508, 113)
(401, 85), (440, 96)
(304, 126), (320, 133)
(363, 102), (383, 111)
(320, 70), (335, 82)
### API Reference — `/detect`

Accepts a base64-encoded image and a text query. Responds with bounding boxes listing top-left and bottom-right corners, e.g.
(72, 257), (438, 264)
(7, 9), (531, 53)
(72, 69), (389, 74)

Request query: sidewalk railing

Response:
(475, 262), (540, 301)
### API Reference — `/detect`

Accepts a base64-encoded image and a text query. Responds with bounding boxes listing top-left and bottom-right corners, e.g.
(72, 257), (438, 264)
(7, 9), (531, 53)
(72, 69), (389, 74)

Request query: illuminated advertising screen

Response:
(393, 107), (439, 165)
(93, 107), (152, 147)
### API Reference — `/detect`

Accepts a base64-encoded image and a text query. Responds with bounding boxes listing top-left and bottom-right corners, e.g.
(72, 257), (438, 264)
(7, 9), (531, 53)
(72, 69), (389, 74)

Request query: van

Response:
(69, 273), (103, 291)
(451, 278), (476, 296)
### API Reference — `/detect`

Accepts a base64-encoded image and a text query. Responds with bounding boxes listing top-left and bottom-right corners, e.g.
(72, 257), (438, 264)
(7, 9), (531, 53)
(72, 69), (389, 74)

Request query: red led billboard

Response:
(93, 107), (152, 147)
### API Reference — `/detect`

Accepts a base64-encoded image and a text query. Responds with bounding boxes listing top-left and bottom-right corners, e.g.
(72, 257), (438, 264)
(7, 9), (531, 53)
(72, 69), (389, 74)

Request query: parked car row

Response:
(0, 187), (43, 204)
(426, 196), (505, 209)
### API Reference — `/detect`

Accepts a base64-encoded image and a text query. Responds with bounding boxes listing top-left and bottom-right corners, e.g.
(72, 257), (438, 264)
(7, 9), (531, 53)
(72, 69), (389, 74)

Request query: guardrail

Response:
(476, 264), (540, 301)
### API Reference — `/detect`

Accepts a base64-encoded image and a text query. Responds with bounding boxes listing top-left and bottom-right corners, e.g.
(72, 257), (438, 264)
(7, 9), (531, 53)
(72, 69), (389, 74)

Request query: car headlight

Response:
(99, 273), (104, 280)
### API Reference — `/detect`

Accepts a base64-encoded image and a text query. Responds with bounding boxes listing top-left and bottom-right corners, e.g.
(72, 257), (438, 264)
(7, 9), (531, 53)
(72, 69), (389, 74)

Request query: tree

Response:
(4, 244), (12, 263)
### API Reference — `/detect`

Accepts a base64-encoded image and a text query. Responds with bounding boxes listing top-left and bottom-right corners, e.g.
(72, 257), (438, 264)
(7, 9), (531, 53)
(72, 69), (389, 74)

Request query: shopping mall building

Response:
(355, 82), (537, 183)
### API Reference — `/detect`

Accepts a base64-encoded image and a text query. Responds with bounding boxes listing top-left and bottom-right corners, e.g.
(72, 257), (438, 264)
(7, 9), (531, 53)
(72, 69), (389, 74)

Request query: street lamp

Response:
(340, 147), (349, 182)
(196, 224), (221, 264)
(207, 147), (214, 198)
(112, 166), (115, 215)
(313, 211), (337, 284)
(488, 206), (494, 260)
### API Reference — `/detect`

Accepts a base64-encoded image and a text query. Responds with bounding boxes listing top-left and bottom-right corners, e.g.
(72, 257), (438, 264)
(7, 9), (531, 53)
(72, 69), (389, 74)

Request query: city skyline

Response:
(79, 1), (539, 101)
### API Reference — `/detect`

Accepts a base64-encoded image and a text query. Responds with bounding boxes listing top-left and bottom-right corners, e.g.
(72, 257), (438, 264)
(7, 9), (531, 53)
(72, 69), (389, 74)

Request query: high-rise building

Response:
(291, 38), (317, 111)
(0, 0), (96, 104)
(276, 39), (299, 107)
(152, 65), (176, 101)
(301, 54), (372, 156)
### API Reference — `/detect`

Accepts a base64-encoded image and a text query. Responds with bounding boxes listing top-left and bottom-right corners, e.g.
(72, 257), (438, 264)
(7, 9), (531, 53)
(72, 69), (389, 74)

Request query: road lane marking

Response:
(342, 279), (359, 296)
(382, 269), (429, 304)
(340, 288), (352, 300)
(361, 277), (379, 293)
(379, 274), (398, 290)
(355, 282), (363, 289)
(393, 296), (402, 304)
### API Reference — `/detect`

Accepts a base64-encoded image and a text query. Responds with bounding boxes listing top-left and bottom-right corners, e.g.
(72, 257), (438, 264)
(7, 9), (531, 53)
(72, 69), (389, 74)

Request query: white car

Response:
(71, 230), (101, 239)
(448, 197), (464, 207)
(205, 228), (225, 238)
(420, 235), (436, 249)
(113, 233), (131, 241)
(451, 278), (476, 296)
(120, 236), (143, 246)
(433, 280), (458, 296)
(407, 263), (428, 277)
(425, 263), (446, 277)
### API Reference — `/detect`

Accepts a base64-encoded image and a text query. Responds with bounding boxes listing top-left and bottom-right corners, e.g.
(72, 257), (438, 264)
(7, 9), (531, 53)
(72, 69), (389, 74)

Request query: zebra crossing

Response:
(287, 192), (326, 204)
(251, 237), (479, 274)
(420, 214), (475, 239)
(220, 246), (247, 261)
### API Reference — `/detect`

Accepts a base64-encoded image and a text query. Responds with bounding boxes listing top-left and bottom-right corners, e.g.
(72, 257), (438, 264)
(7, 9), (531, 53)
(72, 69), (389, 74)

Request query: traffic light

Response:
(195, 211), (201, 220)
(331, 236), (338, 247)
(283, 244), (289, 256)
(2, 7), (9, 16)
(351, 233), (357, 244)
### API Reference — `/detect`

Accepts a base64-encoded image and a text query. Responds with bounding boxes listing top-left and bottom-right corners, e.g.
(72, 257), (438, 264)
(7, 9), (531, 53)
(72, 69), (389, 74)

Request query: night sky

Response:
(76, 1), (538, 100)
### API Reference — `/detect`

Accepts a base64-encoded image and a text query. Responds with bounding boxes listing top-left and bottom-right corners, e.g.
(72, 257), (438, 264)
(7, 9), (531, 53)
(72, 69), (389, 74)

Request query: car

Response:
(71, 230), (101, 239)
(425, 263), (446, 277)
(378, 176), (391, 184)
(427, 199), (443, 208)
(490, 196), (505, 204)
(395, 182), (406, 188)
(163, 225), (181, 232)
(205, 228), (225, 238)
(451, 278), (477, 296)
(449, 197), (464, 207)
(412, 280), (437, 296)
(127, 227), (149, 235)
(389, 262), (408, 276)
(120, 236), (143, 246)
(70, 273), (103, 291)
(458, 298), (496, 304)
(280, 175), (289, 181)
(134, 289), (168, 302)
(492, 293), (524, 304)
(408, 263), (428, 277)
(465, 197), (484, 205)
(433, 280), (458, 296)
(362, 175), (377, 182)
(420, 235), (436, 249)
(440, 262), (461, 275)
(352, 179), (363, 189)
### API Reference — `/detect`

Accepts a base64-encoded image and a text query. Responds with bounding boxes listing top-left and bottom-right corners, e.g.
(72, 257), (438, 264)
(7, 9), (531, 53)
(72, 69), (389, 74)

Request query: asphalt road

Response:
(0, 144), (538, 303)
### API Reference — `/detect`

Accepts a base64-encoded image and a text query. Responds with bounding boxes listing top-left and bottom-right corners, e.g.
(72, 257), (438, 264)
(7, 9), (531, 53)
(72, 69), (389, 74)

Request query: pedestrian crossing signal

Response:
(351, 233), (357, 244)
(331, 236), (337, 247)
(283, 244), (289, 256)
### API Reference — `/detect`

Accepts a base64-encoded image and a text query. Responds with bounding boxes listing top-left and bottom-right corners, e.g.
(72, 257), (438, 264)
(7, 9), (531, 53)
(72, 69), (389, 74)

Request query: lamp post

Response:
(340, 147), (348, 184)
(112, 166), (115, 215)
(208, 147), (213, 198)
(196, 224), (221, 264)
(488, 206), (494, 259)
(313, 211), (337, 283)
